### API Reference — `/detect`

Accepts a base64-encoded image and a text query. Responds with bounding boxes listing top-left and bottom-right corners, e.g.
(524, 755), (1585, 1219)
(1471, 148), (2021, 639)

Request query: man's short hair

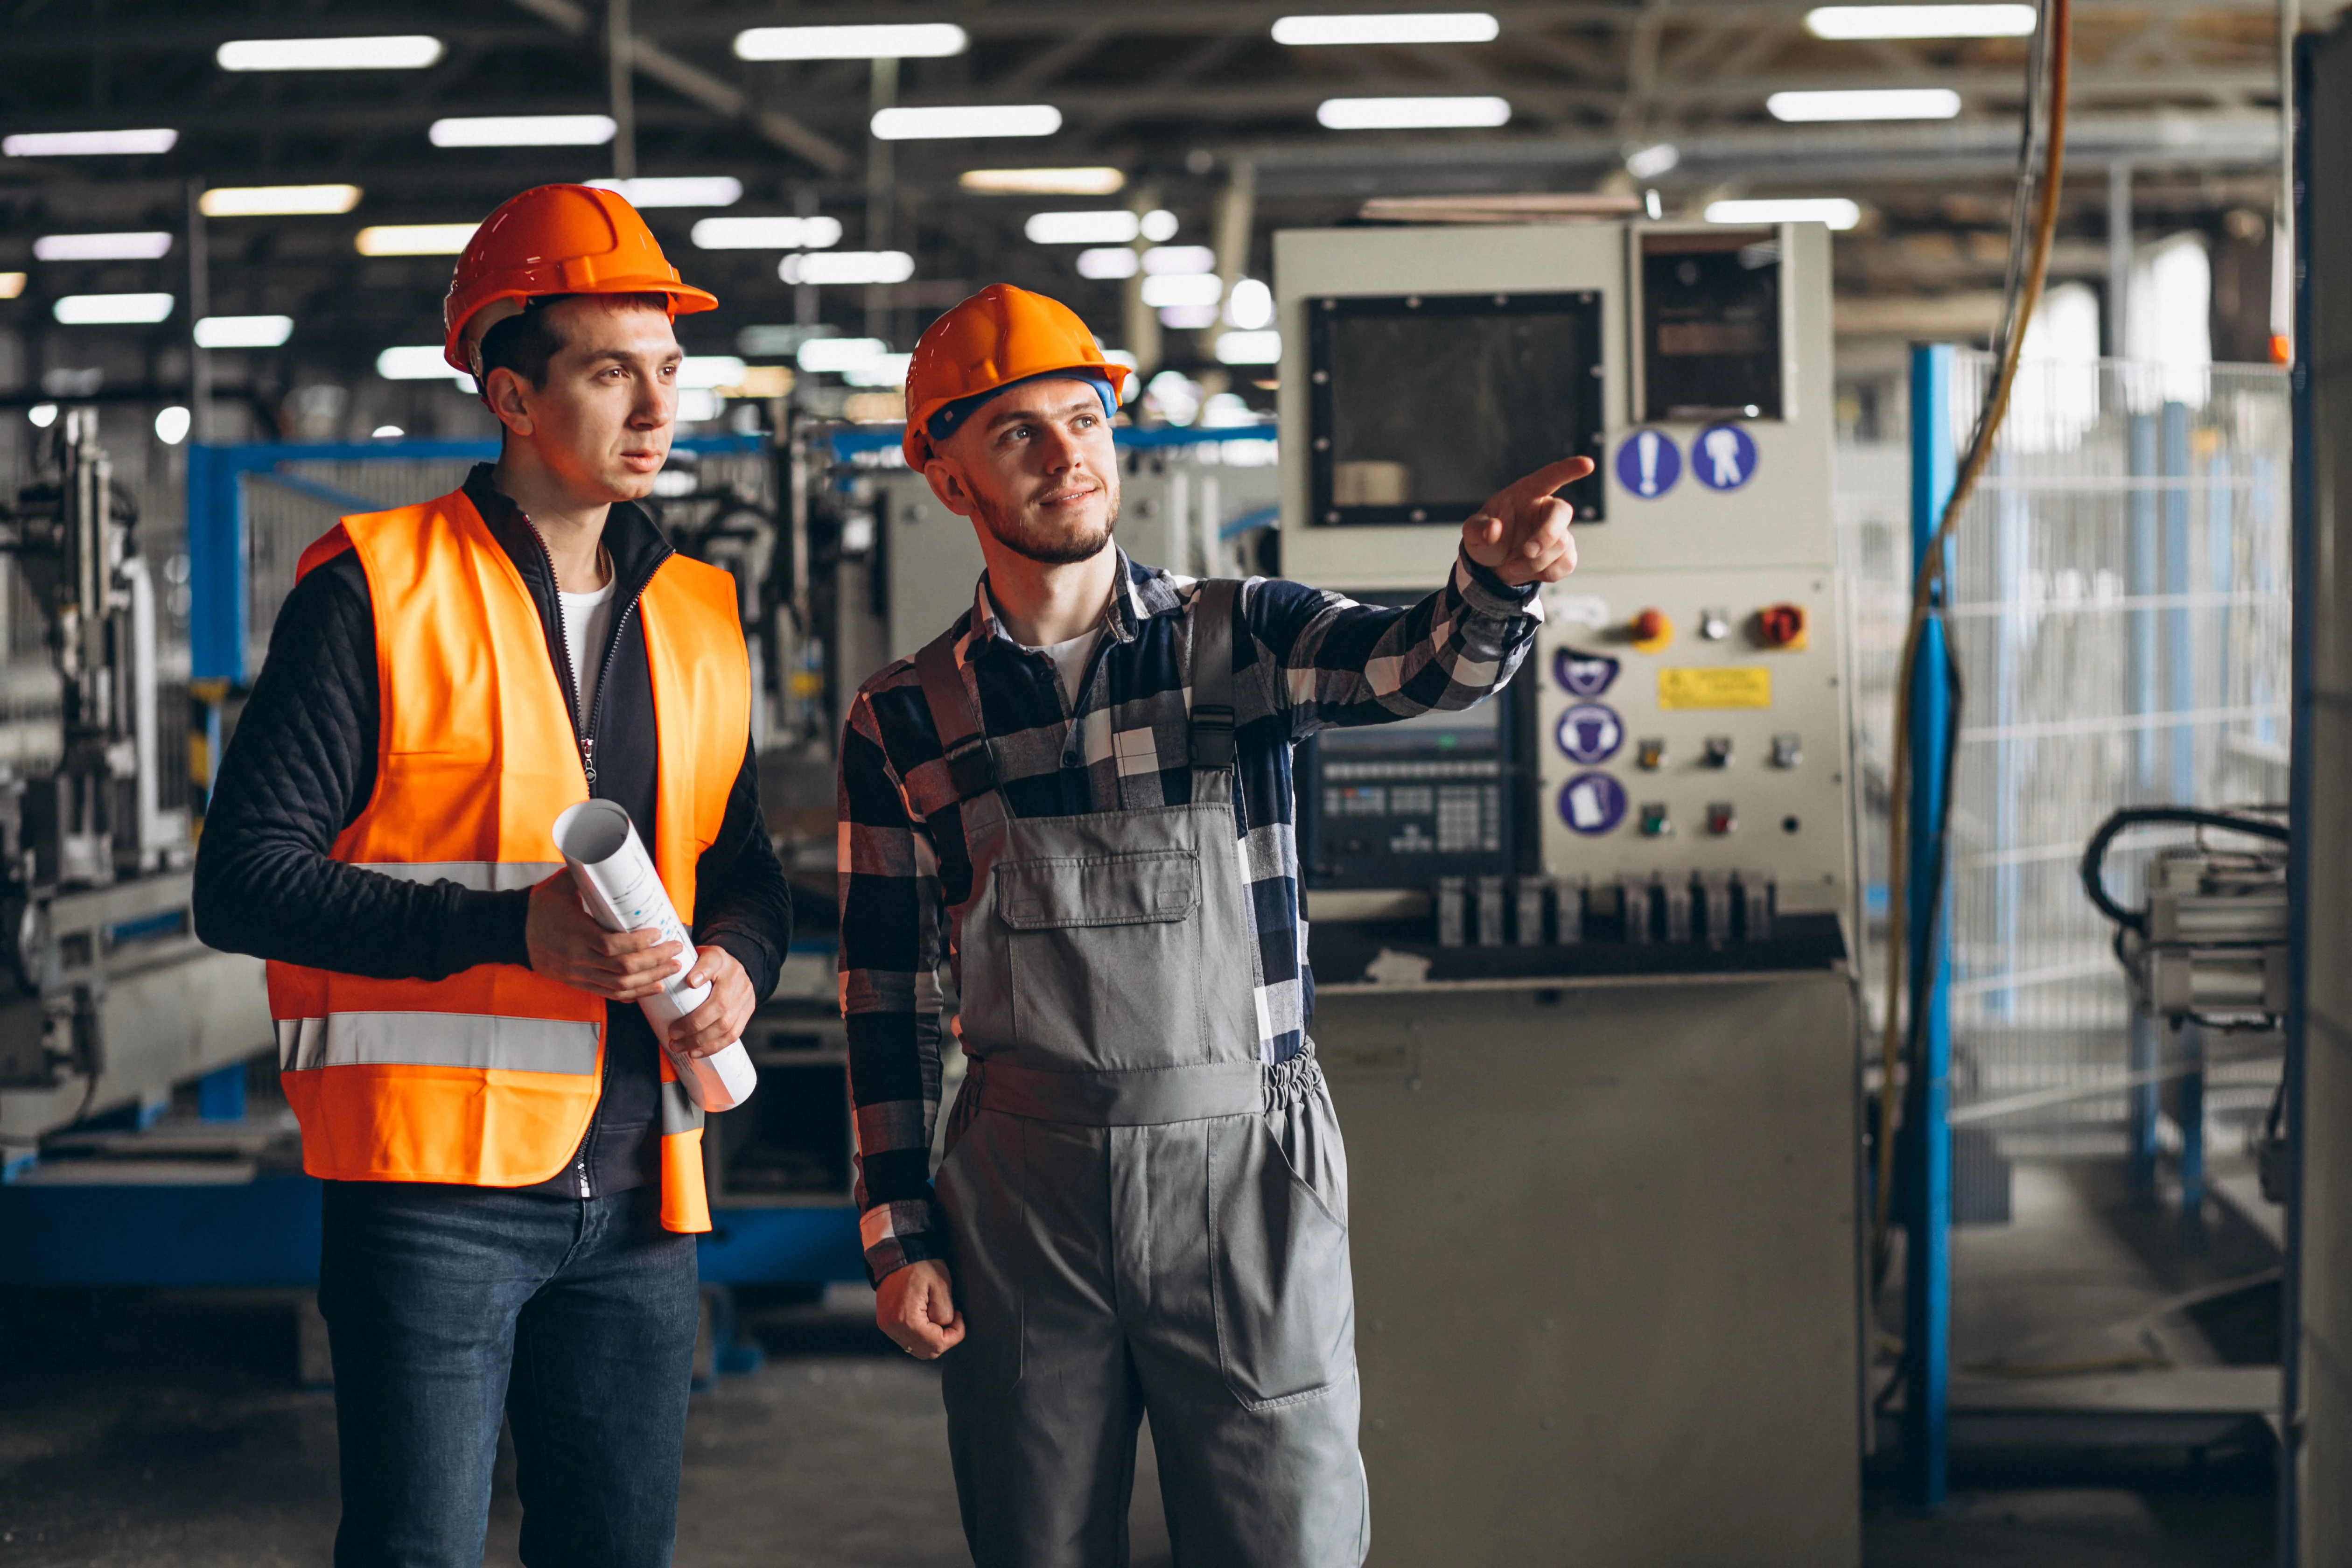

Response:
(477, 291), (674, 392)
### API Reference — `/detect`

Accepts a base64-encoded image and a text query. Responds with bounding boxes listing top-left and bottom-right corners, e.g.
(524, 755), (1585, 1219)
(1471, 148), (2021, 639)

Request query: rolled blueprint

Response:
(553, 798), (758, 1113)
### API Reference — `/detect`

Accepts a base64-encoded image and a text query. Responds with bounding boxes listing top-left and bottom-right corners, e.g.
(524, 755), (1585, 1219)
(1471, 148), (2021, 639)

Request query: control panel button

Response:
(1707, 802), (1736, 836)
(1771, 732), (1803, 769)
(1702, 735), (1734, 768)
(1636, 737), (1667, 770)
(1639, 802), (1673, 838)
(1630, 609), (1674, 652)
(1699, 608), (1730, 641)
(1756, 602), (1808, 649)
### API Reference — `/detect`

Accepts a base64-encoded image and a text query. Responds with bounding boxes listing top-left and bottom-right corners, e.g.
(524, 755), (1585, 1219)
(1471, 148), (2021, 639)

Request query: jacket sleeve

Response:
(1239, 546), (1545, 742)
(191, 554), (534, 977)
(689, 740), (791, 1003)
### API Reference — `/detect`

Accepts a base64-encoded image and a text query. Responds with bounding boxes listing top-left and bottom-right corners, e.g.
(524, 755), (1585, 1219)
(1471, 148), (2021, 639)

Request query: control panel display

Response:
(1303, 672), (1528, 891)
(1639, 231), (1784, 423)
(1309, 291), (1605, 529)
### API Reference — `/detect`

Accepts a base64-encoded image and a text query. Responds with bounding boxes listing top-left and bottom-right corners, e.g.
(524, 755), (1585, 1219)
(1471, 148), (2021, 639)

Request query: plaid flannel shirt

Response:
(837, 545), (1542, 1282)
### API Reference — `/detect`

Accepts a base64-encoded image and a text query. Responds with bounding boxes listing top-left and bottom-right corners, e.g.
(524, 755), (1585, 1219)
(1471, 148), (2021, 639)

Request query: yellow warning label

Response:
(1658, 666), (1772, 710)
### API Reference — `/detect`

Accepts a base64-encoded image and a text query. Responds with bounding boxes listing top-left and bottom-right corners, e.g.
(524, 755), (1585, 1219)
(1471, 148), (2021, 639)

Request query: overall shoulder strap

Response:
(1188, 579), (1238, 771)
(913, 624), (1000, 802)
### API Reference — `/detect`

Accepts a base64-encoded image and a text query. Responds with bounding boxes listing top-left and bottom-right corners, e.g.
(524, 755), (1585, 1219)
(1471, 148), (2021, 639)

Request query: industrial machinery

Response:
(0, 411), (269, 1158)
(1276, 219), (1861, 1565)
(2082, 806), (2291, 1028)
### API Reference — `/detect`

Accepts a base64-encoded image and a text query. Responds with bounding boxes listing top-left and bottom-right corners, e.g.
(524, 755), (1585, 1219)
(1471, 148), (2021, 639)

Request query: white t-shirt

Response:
(1038, 629), (1099, 711)
(559, 576), (619, 716)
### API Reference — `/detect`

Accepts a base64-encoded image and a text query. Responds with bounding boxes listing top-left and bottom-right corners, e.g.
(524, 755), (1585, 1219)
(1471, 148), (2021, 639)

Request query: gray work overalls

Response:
(914, 580), (1369, 1568)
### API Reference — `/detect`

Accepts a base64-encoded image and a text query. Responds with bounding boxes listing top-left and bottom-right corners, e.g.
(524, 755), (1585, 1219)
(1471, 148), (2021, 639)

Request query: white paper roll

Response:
(553, 798), (758, 1113)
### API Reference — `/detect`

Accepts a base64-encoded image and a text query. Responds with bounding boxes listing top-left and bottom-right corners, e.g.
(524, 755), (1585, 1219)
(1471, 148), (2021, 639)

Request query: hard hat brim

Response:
(903, 360), (1131, 468)
(443, 279), (720, 374)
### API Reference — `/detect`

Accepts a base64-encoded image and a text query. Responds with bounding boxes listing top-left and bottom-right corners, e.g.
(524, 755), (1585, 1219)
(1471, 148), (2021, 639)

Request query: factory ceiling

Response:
(0, 0), (2302, 422)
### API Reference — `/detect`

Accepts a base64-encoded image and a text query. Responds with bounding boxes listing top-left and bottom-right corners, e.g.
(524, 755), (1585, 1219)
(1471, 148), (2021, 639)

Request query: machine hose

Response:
(2078, 805), (2291, 933)
(1871, 0), (2074, 1286)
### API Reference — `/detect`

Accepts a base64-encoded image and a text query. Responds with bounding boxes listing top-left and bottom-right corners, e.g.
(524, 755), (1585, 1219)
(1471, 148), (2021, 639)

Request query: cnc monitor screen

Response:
(1308, 291), (1605, 529)
(1639, 231), (1784, 422)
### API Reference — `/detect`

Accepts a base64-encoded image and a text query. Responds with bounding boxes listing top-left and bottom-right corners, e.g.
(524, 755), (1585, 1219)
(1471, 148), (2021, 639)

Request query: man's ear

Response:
(923, 455), (977, 519)
(484, 368), (534, 438)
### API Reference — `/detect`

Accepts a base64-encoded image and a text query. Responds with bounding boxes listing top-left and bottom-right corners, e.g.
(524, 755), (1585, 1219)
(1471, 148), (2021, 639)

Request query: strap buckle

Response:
(942, 732), (999, 798)
(1189, 702), (1235, 769)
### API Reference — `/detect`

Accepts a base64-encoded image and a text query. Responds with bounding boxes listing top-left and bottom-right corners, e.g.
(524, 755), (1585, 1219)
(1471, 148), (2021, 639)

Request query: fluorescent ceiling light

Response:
(0, 273), (23, 300)
(691, 215), (842, 250)
(1766, 88), (1960, 121)
(1625, 142), (1680, 180)
(589, 176), (743, 209)
(201, 183), (362, 217)
(194, 314), (294, 349)
(429, 115), (616, 147)
(35, 231), (173, 262)
(4, 128), (177, 157)
(1141, 273), (1223, 310)
(1142, 245), (1216, 276)
(372, 425), (405, 439)
(1076, 247), (1140, 280)
(53, 293), (176, 325)
(1215, 330), (1283, 365)
(779, 251), (916, 286)
(1027, 210), (1139, 245)
(1705, 198), (1863, 230)
(356, 224), (479, 257)
(28, 405), (58, 428)
(734, 23), (968, 59)
(154, 406), (191, 445)
(843, 353), (912, 389)
(377, 345), (462, 380)
(675, 388), (721, 423)
(1805, 5), (2037, 39)
(216, 35), (445, 70)
(677, 356), (749, 390)
(796, 336), (890, 373)
(1273, 12), (1499, 45)
(871, 105), (1061, 141)
(961, 167), (1126, 196)
(1316, 96), (1510, 130)
(1159, 304), (1220, 330)
(1225, 278), (1274, 330)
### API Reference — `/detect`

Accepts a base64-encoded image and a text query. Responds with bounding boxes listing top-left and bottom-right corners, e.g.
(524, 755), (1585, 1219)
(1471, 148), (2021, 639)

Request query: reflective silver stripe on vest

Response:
(661, 1074), (705, 1135)
(276, 1014), (600, 1075)
(350, 861), (565, 892)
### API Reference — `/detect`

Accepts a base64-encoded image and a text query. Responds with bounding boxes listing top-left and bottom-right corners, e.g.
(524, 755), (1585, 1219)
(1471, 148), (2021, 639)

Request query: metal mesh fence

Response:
(1838, 354), (2291, 1162)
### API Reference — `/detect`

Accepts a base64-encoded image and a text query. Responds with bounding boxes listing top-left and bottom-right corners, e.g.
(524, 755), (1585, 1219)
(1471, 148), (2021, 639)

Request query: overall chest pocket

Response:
(995, 849), (1208, 1067)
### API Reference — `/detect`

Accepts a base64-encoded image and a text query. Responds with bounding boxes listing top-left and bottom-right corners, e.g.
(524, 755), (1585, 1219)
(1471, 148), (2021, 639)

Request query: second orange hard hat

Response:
(442, 184), (719, 374)
(902, 284), (1129, 468)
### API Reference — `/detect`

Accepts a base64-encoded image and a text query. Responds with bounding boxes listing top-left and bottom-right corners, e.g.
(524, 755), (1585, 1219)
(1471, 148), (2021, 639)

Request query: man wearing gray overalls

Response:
(837, 285), (1589, 1567)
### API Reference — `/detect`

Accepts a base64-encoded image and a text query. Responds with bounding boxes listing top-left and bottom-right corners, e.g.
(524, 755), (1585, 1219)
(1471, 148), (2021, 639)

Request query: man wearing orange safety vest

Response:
(195, 185), (791, 1568)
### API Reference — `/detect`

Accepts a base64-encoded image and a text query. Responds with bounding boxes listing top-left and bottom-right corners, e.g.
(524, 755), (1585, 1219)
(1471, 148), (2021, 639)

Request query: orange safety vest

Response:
(267, 488), (749, 1233)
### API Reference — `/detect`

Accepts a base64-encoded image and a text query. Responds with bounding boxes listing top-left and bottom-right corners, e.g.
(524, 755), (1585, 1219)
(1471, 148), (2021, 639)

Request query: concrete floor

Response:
(0, 1155), (2281, 1566)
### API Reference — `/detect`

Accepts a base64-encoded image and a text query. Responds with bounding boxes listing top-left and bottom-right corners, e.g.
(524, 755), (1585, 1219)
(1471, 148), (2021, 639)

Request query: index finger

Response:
(1494, 456), (1596, 508)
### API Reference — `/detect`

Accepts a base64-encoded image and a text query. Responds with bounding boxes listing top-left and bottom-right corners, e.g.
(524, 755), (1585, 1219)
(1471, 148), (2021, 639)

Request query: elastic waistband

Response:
(965, 1046), (1322, 1127)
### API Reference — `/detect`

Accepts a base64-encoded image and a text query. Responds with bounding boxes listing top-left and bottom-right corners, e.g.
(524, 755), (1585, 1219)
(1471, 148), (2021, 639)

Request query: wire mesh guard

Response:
(1840, 353), (2290, 1171)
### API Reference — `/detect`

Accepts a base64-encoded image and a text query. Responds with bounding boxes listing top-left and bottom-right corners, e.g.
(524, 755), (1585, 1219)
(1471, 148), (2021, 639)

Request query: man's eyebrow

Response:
(984, 396), (1099, 433)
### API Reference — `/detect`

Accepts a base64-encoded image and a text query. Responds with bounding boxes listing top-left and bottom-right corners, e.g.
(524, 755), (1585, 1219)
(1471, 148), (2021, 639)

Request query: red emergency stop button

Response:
(1757, 602), (1807, 649)
(1629, 608), (1674, 652)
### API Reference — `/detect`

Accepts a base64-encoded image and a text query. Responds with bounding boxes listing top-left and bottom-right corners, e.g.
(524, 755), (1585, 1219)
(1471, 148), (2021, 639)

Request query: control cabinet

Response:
(1274, 218), (1861, 1568)
(1277, 220), (1851, 944)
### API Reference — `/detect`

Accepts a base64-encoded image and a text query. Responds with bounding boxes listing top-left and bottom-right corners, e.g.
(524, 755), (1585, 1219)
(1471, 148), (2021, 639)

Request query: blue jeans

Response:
(318, 1180), (699, 1568)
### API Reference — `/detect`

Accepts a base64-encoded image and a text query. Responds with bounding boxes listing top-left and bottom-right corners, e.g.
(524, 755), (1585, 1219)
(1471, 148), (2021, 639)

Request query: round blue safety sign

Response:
(1558, 771), (1629, 836)
(1614, 428), (1681, 499)
(1553, 645), (1620, 699)
(1693, 424), (1758, 491)
(1555, 703), (1624, 766)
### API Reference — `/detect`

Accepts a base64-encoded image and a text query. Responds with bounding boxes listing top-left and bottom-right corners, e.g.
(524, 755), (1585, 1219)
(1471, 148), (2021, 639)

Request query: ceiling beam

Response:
(505, 0), (854, 174)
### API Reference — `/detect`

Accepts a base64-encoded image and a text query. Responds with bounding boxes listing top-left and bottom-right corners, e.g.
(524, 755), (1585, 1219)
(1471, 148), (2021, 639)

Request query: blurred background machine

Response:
(1277, 217), (1861, 1566)
(0, 410), (267, 1160)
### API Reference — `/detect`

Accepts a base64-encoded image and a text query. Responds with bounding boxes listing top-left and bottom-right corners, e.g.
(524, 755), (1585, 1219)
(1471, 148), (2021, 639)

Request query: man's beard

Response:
(973, 484), (1118, 566)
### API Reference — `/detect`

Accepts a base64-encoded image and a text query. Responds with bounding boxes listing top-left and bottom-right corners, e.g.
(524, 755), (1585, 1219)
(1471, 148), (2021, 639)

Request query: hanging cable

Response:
(1870, 0), (2075, 1285)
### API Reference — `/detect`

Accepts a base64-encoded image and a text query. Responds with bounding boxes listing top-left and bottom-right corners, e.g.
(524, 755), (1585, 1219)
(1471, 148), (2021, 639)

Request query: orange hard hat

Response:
(442, 184), (719, 374)
(902, 284), (1130, 467)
